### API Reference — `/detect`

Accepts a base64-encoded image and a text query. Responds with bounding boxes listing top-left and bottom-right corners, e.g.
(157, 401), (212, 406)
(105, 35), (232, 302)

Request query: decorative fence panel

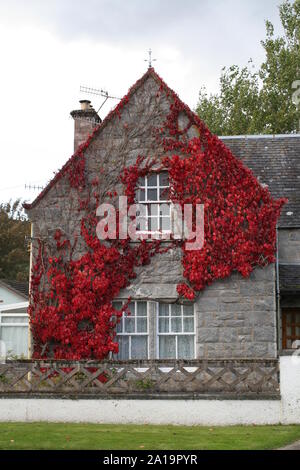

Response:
(0, 359), (280, 398)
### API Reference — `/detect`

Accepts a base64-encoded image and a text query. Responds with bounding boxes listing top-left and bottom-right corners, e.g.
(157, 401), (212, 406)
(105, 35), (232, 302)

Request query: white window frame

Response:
(156, 303), (196, 360)
(113, 300), (149, 360)
(136, 171), (172, 237)
(0, 305), (29, 358)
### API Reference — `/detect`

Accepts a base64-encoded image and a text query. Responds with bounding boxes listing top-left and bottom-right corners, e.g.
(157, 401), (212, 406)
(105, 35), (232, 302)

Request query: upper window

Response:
(136, 172), (171, 233)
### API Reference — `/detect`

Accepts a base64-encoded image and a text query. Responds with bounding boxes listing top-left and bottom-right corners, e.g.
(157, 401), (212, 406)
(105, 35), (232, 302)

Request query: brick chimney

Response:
(70, 100), (101, 151)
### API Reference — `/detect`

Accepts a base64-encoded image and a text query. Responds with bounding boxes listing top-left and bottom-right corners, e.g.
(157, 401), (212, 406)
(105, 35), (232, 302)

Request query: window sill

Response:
(129, 234), (180, 243)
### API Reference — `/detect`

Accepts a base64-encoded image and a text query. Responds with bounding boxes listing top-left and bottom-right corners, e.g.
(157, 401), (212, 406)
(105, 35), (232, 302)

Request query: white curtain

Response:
(178, 335), (194, 359)
(159, 335), (176, 359)
(1, 325), (28, 357)
(159, 335), (194, 359)
(131, 336), (147, 359)
(116, 336), (129, 360)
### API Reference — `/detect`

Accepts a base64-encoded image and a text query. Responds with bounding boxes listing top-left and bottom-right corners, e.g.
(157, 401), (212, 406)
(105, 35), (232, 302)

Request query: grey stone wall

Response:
(195, 265), (277, 358)
(27, 73), (278, 360)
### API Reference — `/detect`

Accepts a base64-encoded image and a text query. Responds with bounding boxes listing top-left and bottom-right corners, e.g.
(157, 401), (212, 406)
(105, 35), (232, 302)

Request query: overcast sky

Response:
(0, 0), (283, 204)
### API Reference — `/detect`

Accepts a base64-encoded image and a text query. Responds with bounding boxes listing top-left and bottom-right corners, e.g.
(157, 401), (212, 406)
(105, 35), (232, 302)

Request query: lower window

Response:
(112, 300), (196, 360)
(0, 314), (28, 358)
(113, 301), (148, 360)
(158, 303), (195, 359)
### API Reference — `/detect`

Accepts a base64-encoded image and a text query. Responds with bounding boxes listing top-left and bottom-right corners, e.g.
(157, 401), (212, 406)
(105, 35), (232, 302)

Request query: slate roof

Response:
(0, 279), (29, 299)
(279, 264), (300, 291)
(220, 135), (300, 228)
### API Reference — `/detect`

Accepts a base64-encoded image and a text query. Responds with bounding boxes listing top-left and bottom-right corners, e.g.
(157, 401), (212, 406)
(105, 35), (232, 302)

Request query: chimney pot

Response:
(79, 99), (91, 111)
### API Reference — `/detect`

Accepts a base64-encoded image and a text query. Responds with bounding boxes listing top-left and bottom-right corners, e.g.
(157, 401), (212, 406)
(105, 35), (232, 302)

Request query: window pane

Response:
(159, 335), (176, 359)
(178, 335), (194, 359)
(131, 336), (148, 359)
(127, 302), (135, 316)
(136, 217), (147, 231)
(159, 317), (169, 333)
(147, 174), (157, 187)
(147, 189), (158, 201)
(137, 317), (147, 333)
(149, 204), (159, 216)
(183, 317), (194, 332)
(159, 204), (170, 216)
(171, 304), (181, 316)
(171, 317), (182, 333)
(161, 217), (171, 231)
(1, 325), (28, 357)
(138, 176), (145, 187)
(117, 336), (129, 360)
(159, 172), (169, 186)
(137, 189), (145, 202)
(148, 217), (158, 231)
(124, 317), (135, 333)
(183, 305), (194, 316)
(137, 302), (147, 316)
(159, 188), (169, 201)
(159, 303), (169, 316)
(116, 319), (122, 333)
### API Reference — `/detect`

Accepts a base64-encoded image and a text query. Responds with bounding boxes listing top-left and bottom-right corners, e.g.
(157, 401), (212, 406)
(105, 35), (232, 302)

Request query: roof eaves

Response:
(220, 134), (300, 140)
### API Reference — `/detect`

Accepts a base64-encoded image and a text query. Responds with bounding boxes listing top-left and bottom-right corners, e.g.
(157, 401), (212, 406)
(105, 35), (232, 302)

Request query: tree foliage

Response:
(196, 0), (300, 135)
(0, 200), (30, 281)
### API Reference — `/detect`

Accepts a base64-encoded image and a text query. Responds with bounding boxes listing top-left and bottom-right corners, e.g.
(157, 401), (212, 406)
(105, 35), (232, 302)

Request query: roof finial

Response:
(144, 48), (156, 69)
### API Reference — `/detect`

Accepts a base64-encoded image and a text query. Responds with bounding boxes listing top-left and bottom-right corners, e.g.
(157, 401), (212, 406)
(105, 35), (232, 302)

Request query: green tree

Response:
(0, 200), (30, 281)
(197, 63), (262, 135)
(196, 0), (300, 135)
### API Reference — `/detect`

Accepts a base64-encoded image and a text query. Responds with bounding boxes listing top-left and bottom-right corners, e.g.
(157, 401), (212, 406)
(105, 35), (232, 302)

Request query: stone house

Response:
(24, 67), (300, 362)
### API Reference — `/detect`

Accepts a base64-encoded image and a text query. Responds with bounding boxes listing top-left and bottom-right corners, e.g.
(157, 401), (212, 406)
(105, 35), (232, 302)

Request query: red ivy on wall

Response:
(28, 69), (286, 359)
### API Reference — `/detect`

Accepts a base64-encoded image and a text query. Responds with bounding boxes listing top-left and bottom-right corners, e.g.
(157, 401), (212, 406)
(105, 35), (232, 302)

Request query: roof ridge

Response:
(220, 134), (300, 139)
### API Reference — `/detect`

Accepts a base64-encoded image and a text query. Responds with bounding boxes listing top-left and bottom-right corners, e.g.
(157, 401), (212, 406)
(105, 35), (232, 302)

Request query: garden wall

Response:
(0, 356), (299, 425)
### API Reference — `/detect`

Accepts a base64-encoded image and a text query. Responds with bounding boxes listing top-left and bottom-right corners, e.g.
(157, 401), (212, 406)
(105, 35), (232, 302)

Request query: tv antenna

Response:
(25, 183), (44, 191)
(80, 85), (121, 113)
(144, 48), (157, 69)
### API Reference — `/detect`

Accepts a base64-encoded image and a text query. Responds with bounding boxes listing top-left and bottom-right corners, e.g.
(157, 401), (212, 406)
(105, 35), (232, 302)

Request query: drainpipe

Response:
(275, 225), (281, 355)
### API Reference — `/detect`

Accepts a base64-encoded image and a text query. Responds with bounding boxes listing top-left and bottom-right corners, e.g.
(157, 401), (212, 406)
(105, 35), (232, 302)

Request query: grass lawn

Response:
(0, 423), (299, 450)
